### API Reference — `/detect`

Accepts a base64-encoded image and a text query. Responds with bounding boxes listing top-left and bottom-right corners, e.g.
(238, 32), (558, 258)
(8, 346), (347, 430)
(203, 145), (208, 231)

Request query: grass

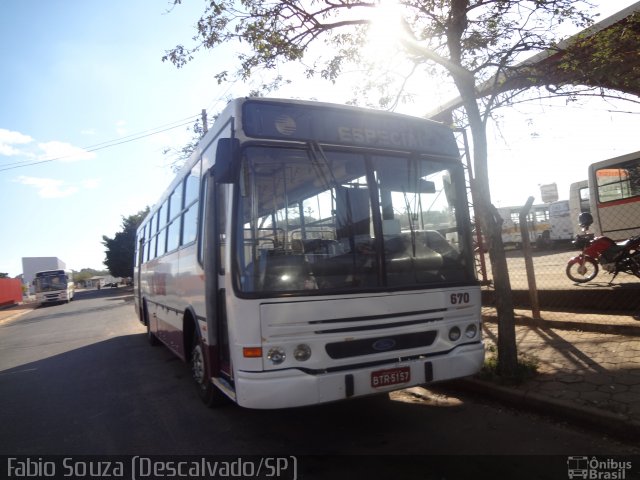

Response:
(477, 345), (539, 385)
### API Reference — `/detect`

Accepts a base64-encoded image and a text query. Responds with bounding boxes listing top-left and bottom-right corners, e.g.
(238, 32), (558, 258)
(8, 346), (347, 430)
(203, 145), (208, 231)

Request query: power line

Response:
(79, 113), (201, 150)
(0, 115), (200, 173)
(204, 78), (244, 122)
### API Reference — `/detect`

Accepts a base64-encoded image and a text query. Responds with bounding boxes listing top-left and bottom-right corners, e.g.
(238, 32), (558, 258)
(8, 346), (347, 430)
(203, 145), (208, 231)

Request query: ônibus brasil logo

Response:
(567, 456), (633, 479)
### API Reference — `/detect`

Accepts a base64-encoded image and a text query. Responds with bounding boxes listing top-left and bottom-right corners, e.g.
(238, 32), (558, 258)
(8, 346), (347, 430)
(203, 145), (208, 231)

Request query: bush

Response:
(478, 345), (539, 385)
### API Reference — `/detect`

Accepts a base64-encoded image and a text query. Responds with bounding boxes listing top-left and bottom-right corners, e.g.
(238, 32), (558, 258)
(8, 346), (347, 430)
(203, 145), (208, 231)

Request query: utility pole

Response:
(201, 109), (208, 134)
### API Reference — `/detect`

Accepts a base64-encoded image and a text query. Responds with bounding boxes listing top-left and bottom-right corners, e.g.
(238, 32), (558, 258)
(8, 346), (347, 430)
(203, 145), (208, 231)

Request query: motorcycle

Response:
(566, 212), (640, 283)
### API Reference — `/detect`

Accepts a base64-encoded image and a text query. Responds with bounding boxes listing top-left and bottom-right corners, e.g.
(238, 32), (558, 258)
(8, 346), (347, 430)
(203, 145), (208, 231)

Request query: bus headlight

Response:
(448, 326), (461, 342)
(267, 347), (286, 365)
(465, 324), (478, 339)
(293, 344), (312, 362)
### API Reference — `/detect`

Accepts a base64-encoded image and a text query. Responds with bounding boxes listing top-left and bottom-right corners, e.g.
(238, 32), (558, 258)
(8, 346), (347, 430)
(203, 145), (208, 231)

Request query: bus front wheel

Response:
(143, 302), (159, 346)
(190, 333), (228, 407)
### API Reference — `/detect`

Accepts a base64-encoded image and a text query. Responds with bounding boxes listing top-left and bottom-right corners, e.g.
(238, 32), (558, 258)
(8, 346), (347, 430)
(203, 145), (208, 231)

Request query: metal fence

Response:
(478, 241), (640, 317)
(455, 130), (640, 318)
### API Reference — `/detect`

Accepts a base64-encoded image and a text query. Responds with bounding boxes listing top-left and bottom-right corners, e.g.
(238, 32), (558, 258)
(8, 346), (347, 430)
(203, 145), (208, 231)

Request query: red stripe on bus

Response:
(597, 196), (640, 208)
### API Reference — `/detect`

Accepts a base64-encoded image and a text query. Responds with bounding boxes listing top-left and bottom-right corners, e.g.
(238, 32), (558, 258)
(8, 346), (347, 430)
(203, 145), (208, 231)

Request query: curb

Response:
(442, 378), (640, 443)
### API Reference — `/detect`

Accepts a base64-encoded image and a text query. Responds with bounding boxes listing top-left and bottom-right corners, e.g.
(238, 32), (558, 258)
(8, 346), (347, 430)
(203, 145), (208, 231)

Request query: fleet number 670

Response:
(450, 292), (470, 305)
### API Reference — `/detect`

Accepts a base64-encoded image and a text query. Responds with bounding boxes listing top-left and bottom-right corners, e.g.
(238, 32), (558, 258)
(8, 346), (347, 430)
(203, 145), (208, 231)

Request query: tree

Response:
(73, 268), (109, 285)
(509, 10), (640, 98)
(102, 209), (149, 278)
(163, 0), (597, 377)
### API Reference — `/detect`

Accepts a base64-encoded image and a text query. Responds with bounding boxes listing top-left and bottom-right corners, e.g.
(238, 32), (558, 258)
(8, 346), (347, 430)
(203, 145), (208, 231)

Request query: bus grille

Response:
(325, 331), (437, 359)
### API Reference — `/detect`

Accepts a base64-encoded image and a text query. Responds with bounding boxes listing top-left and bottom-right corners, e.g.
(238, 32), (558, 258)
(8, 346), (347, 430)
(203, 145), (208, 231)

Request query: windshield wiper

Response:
(307, 141), (338, 193)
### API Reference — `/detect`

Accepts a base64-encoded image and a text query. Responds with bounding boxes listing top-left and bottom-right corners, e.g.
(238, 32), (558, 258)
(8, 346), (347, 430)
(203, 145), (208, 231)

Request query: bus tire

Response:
(190, 332), (228, 407)
(143, 302), (159, 346)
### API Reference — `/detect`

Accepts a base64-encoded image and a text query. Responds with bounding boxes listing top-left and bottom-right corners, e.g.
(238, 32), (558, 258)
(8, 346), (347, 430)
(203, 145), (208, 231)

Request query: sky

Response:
(1, 0), (639, 278)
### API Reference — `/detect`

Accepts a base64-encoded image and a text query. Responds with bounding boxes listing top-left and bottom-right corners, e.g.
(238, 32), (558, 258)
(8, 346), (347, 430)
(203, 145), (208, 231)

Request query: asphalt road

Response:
(1, 288), (638, 478)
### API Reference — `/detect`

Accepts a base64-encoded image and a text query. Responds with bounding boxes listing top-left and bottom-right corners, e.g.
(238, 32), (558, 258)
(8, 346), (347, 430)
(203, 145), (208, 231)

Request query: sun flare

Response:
(364, 0), (407, 63)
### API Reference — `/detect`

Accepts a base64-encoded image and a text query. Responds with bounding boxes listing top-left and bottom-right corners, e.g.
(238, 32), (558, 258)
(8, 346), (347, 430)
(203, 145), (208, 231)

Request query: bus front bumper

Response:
(233, 342), (484, 409)
(39, 293), (67, 303)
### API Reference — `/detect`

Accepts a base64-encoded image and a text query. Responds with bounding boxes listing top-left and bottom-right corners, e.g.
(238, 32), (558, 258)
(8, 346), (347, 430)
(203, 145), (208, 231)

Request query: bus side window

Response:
(198, 175), (208, 267)
(182, 203), (198, 245)
(218, 185), (227, 275)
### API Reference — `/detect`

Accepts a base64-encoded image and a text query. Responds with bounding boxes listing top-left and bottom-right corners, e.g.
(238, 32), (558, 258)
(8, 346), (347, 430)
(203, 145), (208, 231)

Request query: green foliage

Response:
(163, 0), (597, 110)
(72, 268), (109, 284)
(0, 272), (8, 278)
(102, 208), (149, 278)
(552, 12), (640, 95)
(479, 344), (539, 385)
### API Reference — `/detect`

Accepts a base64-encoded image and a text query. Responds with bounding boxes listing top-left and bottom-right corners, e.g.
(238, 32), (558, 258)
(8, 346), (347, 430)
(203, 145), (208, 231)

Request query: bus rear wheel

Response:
(190, 333), (228, 407)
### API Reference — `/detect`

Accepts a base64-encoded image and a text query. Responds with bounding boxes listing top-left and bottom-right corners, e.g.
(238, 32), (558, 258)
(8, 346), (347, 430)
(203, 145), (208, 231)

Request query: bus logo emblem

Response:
(372, 338), (396, 351)
(275, 115), (297, 136)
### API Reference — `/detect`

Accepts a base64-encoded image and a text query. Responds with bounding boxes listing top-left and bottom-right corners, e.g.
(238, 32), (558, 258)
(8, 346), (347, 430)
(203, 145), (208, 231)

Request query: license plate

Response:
(371, 366), (411, 388)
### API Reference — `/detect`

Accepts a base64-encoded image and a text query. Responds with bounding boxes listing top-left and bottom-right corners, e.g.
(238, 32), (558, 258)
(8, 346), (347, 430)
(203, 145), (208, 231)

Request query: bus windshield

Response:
(237, 145), (473, 294)
(34, 273), (68, 292)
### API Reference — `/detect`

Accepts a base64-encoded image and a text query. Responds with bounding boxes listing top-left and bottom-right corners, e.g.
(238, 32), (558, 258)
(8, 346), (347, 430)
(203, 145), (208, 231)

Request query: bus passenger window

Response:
(182, 204), (198, 245)
(167, 220), (180, 252)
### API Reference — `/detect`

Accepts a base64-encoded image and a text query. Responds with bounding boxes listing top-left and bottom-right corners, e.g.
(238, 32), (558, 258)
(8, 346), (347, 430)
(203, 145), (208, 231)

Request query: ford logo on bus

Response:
(372, 338), (396, 351)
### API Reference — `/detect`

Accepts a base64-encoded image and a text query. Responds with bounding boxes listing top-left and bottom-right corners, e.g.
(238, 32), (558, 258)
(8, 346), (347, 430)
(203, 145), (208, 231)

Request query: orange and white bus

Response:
(134, 98), (484, 409)
(588, 151), (640, 240)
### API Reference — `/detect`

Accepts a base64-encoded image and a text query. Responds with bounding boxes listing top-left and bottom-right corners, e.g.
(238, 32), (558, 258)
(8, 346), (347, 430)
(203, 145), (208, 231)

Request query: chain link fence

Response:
(477, 237), (640, 317)
(455, 130), (640, 318)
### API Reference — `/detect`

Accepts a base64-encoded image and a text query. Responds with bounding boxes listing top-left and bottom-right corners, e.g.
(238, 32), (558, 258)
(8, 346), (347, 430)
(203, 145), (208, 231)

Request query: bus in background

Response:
(548, 200), (574, 246)
(569, 180), (590, 237)
(497, 204), (551, 249)
(33, 269), (75, 305)
(588, 151), (640, 240)
(133, 97), (484, 409)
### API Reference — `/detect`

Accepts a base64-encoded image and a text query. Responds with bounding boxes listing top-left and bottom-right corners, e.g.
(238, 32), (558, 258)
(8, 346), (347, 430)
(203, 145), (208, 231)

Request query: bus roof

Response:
(589, 150), (640, 172)
(235, 97), (460, 157)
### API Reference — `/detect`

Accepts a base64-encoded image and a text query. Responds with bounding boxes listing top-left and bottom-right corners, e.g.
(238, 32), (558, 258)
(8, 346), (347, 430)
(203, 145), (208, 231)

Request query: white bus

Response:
(548, 200), (574, 245)
(569, 180), (590, 236)
(33, 269), (75, 305)
(497, 204), (551, 248)
(588, 151), (640, 241)
(134, 98), (484, 409)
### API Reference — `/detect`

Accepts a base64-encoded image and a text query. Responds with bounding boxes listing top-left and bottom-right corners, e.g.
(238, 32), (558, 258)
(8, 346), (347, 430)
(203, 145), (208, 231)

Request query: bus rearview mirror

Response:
(214, 138), (241, 183)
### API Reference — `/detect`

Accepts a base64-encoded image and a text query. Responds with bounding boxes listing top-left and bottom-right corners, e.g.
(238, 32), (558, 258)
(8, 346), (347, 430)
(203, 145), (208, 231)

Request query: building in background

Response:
(21, 257), (66, 294)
